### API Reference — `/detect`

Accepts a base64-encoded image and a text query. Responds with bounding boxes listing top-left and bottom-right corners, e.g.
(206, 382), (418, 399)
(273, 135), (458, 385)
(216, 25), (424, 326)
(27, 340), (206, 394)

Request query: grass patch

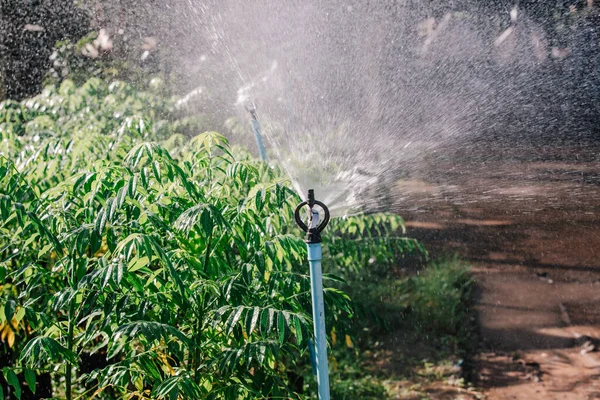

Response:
(324, 257), (481, 399)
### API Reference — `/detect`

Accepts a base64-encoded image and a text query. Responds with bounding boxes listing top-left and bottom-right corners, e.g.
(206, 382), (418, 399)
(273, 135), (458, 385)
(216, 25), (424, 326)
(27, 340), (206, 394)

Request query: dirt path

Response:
(395, 142), (600, 399)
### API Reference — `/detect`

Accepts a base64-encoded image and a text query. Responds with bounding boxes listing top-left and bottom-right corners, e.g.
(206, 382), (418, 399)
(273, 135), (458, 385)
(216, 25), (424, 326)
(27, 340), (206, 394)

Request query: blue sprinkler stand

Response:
(246, 104), (268, 162)
(295, 189), (331, 400)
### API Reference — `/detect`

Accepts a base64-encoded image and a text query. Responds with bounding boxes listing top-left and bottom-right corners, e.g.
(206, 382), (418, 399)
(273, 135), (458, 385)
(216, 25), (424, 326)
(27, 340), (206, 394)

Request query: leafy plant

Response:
(403, 257), (473, 339)
(0, 78), (425, 399)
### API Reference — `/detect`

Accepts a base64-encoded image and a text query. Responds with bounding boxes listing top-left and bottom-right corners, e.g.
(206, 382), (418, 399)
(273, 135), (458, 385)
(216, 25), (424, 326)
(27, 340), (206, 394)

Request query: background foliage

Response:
(0, 78), (431, 399)
(1, 0), (600, 139)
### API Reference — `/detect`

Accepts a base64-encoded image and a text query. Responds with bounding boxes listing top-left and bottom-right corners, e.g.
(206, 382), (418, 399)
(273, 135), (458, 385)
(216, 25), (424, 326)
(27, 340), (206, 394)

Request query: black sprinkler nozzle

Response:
(294, 189), (330, 244)
(307, 189), (316, 208)
(245, 102), (258, 120)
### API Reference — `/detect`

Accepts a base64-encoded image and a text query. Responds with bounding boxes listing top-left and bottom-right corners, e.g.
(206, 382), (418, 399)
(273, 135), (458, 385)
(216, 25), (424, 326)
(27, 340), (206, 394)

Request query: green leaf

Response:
(154, 376), (179, 399)
(268, 308), (275, 331)
(15, 307), (25, 323)
(115, 262), (124, 284)
(255, 252), (265, 276)
(200, 209), (213, 236)
(23, 233), (40, 249)
(95, 208), (107, 235)
(115, 321), (191, 347)
(117, 186), (127, 208)
(294, 316), (304, 345)
(24, 369), (36, 394)
(174, 204), (207, 233)
(247, 306), (260, 336)
(20, 336), (78, 366)
(255, 188), (265, 211)
(4, 368), (21, 399)
(152, 160), (161, 181)
(4, 300), (16, 322)
(226, 307), (244, 335)
(277, 312), (286, 344)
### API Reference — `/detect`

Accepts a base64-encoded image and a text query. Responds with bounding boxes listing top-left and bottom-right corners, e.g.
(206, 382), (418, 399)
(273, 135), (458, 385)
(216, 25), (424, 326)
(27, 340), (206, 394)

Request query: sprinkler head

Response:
(307, 189), (316, 207)
(244, 102), (258, 119)
(294, 189), (330, 244)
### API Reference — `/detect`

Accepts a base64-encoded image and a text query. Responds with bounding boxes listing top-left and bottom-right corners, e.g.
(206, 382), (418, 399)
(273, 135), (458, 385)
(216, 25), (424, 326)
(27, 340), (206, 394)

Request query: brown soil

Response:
(395, 141), (600, 400)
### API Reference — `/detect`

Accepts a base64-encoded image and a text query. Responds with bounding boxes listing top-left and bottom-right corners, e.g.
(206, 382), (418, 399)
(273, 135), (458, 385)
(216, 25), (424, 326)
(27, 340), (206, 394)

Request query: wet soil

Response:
(395, 139), (600, 399)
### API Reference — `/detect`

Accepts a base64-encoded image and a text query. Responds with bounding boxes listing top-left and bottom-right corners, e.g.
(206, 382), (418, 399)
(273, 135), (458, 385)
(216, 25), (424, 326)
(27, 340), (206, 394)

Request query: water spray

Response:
(245, 103), (268, 161)
(294, 189), (331, 400)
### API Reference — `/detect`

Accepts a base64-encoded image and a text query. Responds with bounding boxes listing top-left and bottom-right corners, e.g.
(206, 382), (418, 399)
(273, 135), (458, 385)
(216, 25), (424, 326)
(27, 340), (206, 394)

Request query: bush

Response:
(404, 257), (473, 338)
(0, 78), (423, 399)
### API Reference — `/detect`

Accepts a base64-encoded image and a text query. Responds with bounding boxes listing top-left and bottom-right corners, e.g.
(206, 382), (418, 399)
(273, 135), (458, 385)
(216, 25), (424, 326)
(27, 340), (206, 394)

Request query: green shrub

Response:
(404, 257), (473, 339)
(0, 78), (424, 399)
(330, 375), (387, 399)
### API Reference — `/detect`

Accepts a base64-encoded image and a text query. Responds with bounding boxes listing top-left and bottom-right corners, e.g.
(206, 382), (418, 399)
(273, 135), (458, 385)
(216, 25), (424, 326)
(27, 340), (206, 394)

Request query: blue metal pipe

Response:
(307, 241), (330, 400)
(248, 108), (267, 161)
(294, 190), (331, 399)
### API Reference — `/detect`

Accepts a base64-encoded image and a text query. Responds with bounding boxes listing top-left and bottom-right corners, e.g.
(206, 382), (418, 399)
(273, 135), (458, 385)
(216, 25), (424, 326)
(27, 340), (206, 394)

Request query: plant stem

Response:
(193, 297), (203, 381)
(193, 233), (212, 380)
(203, 233), (213, 276)
(66, 298), (75, 400)
(66, 259), (77, 400)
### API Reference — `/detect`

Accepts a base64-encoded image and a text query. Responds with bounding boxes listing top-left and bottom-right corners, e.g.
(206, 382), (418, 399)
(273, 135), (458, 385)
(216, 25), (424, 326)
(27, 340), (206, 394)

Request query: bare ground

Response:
(395, 140), (600, 399)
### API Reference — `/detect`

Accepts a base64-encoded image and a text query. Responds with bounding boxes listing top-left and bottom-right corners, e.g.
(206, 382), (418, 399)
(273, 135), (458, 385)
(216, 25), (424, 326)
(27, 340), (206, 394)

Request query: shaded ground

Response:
(394, 139), (600, 399)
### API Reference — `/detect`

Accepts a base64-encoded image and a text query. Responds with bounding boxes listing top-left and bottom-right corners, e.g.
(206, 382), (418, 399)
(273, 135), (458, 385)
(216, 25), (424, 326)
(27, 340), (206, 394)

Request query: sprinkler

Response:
(294, 189), (331, 400)
(245, 103), (268, 161)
